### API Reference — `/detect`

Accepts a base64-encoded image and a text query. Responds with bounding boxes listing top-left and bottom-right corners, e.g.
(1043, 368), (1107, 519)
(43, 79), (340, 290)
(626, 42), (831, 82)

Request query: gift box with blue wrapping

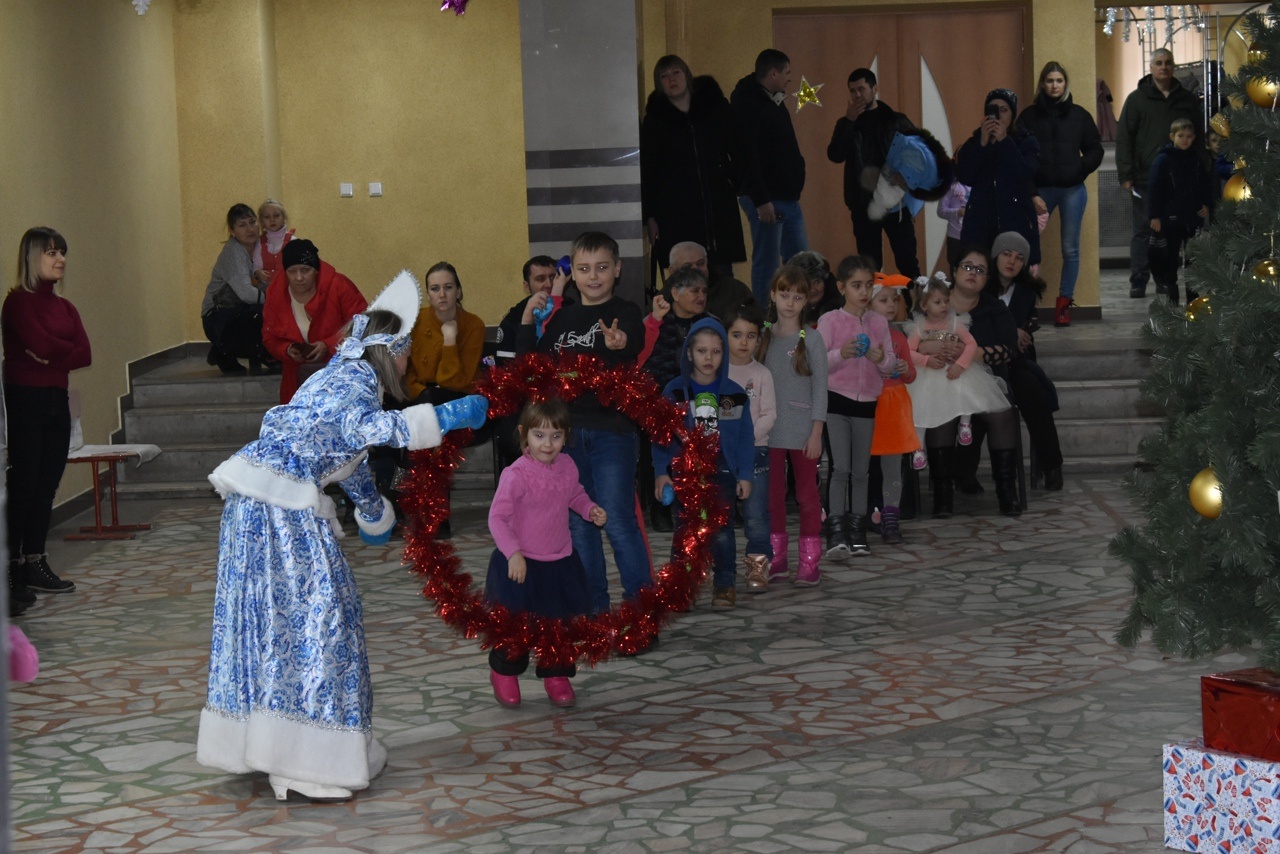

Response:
(1163, 737), (1280, 852)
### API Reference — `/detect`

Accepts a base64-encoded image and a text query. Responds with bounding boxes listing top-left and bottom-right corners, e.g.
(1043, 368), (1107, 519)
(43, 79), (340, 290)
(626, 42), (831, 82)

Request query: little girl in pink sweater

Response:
(485, 398), (606, 710)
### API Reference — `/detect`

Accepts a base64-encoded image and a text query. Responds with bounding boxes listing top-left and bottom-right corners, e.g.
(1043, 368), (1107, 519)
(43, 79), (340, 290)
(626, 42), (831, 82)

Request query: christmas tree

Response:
(1113, 4), (1280, 665)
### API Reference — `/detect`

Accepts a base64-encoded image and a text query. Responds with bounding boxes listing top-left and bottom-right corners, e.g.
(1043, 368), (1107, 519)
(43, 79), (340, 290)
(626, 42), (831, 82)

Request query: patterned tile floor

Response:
(9, 470), (1250, 853)
(10, 272), (1232, 852)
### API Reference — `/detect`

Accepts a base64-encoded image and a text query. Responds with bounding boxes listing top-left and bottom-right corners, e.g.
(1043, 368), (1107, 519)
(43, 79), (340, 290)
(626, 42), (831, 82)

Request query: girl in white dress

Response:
(905, 273), (1010, 469)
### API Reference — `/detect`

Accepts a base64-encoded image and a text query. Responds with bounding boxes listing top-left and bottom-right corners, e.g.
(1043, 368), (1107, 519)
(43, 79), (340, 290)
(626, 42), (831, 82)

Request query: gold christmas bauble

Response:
(1253, 258), (1280, 287)
(1210, 111), (1230, 138)
(1190, 467), (1223, 519)
(1186, 296), (1212, 320)
(1224, 173), (1253, 202)
(1247, 76), (1280, 108)
(1234, 155), (1248, 171)
(1249, 42), (1266, 64)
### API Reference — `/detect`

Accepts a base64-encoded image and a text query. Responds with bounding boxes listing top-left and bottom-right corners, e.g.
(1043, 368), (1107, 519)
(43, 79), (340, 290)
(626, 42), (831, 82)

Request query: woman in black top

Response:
(987, 232), (1064, 491)
(1016, 62), (1103, 327)
(917, 247), (1023, 516)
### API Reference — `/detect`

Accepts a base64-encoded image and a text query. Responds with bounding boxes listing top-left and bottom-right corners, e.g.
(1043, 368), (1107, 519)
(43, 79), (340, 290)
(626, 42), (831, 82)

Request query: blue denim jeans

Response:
(742, 447), (771, 558)
(564, 427), (651, 613)
(740, 196), (810, 307)
(675, 470), (738, 590)
(1038, 184), (1087, 299)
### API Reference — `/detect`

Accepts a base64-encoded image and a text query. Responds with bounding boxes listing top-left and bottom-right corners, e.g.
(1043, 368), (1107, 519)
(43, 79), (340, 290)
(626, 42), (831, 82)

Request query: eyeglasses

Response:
(959, 263), (988, 275)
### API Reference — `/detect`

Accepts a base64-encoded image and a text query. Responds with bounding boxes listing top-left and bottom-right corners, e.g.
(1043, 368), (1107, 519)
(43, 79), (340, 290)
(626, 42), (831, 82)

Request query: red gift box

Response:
(1202, 668), (1280, 762)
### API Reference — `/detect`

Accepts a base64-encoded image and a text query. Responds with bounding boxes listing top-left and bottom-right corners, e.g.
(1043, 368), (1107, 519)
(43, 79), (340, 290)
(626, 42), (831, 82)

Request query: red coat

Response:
(262, 262), (367, 402)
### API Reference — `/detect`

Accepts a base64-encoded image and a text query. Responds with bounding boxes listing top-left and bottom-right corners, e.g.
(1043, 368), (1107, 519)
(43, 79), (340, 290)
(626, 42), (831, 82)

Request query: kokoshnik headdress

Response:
(335, 269), (420, 360)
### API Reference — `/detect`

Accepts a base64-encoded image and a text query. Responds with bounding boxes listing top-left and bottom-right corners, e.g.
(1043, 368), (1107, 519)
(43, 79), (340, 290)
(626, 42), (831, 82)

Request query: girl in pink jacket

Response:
(484, 399), (606, 711)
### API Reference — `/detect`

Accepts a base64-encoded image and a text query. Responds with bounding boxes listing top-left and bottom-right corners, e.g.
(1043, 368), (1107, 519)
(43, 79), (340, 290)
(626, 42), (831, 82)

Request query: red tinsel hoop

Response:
(400, 352), (723, 666)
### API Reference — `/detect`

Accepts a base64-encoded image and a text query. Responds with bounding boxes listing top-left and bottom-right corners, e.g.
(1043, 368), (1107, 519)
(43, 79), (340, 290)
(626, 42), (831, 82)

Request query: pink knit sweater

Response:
(488, 452), (599, 561)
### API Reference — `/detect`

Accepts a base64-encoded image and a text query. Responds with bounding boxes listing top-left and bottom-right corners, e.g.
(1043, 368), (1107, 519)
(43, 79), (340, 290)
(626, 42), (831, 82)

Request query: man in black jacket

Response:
(731, 49), (809, 306)
(826, 68), (920, 278)
(1115, 49), (1202, 298)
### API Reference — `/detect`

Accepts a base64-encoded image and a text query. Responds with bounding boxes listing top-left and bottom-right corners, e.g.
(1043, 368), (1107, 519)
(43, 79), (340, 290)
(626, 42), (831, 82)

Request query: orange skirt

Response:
(870, 384), (920, 455)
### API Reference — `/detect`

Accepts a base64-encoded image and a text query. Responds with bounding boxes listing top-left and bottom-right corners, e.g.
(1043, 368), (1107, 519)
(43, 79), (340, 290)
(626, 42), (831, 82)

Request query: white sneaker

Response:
(911, 449), (927, 470)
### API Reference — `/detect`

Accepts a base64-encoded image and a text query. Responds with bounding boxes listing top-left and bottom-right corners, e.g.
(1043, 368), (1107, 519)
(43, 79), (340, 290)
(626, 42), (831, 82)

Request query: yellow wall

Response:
(645, 0), (1100, 307)
(173, 0), (274, 336)
(0, 0), (185, 502)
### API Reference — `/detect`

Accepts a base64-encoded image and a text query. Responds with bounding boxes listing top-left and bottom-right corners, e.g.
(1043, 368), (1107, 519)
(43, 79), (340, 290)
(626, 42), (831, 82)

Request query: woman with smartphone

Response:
(953, 89), (1041, 268)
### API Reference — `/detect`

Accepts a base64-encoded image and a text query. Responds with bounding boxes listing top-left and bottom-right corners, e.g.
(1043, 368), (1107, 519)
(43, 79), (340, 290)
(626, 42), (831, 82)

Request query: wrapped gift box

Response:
(1203, 668), (1280, 762)
(1164, 738), (1280, 852)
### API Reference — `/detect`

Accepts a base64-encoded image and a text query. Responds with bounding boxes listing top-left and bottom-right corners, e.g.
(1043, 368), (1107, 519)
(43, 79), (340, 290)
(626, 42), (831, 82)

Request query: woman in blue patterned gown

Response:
(196, 272), (487, 801)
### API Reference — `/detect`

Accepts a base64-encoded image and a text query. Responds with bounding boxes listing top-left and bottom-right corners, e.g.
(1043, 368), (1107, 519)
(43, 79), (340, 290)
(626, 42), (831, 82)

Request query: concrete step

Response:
(1031, 415), (1162, 459)
(117, 480), (221, 502)
(131, 374), (278, 408)
(124, 403), (269, 446)
(1054, 379), (1164, 420)
(118, 443), (239, 483)
(1035, 348), (1152, 381)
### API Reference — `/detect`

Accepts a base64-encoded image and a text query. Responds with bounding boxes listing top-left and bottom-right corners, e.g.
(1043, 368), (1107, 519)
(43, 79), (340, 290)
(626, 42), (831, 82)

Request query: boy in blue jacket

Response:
(653, 318), (755, 609)
(1148, 117), (1213, 304)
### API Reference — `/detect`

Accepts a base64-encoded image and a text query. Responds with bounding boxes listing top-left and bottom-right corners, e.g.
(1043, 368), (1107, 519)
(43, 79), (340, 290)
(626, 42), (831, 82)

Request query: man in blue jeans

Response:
(731, 49), (809, 306)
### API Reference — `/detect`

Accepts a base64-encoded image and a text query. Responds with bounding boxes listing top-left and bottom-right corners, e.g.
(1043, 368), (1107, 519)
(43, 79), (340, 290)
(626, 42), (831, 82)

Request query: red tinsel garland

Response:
(401, 352), (723, 667)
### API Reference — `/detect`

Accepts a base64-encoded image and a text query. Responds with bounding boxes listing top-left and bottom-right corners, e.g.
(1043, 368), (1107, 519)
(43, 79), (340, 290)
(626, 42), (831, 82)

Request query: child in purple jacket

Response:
(485, 398), (607, 710)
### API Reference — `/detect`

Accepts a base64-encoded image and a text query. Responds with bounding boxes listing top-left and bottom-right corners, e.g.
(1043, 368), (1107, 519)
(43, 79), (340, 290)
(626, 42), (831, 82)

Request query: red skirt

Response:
(871, 384), (920, 455)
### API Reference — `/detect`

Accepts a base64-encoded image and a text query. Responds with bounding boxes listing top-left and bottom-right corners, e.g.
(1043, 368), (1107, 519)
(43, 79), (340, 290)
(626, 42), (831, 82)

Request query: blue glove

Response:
(532, 298), (554, 340)
(556, 255), (572, 276)
(851, 333), (870, 358)
(360, 524), (394, 546)
(661, 483), (676, 506)
(435, 395), (489, 434)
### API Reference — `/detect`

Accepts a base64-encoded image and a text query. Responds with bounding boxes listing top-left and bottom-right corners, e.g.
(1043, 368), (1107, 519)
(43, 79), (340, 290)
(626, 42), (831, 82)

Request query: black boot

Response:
(847, 513), (870, 556)
(990, 449), (1023, 517)
(824, 513), (851, 560)
(23, 554), (75, 593)
(927, 448), (954, 518)
(9, 560), (36, 616)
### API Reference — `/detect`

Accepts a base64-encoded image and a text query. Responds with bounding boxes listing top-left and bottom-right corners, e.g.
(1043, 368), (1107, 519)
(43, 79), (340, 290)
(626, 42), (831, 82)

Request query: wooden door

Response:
(775, 5), (1030, 276)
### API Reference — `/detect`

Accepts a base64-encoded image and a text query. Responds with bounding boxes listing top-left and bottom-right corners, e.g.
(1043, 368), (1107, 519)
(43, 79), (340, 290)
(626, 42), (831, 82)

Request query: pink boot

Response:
(769, 532), (789, 581)
(794, 535), (822, 587)
(490, 670), (520, 708)
(544, 677), (576, 707)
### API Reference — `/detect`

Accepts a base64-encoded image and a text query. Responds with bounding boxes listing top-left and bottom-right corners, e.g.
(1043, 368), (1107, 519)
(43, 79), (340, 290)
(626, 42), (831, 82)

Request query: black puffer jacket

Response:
(1017, 91), (1104, 189)
(640, 76), (747, 267)
(826, 99), (916, 211)
(730, 74), (806, 205)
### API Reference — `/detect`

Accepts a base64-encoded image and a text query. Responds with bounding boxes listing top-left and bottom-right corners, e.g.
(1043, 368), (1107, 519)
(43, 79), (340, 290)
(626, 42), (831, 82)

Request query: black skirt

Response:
(484, 549), (591, 619)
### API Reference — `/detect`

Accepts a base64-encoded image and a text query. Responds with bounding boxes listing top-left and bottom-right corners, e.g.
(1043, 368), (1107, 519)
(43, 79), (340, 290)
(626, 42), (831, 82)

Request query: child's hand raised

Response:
(589, 505), (607, 527)
(599, 318), (628, 350)
(507, 552), (527, 584)
(522, 292), (549, 324)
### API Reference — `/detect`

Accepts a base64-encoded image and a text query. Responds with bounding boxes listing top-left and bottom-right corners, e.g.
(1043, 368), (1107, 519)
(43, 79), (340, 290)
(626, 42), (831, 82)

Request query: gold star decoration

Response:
(794, 76), (824, 112)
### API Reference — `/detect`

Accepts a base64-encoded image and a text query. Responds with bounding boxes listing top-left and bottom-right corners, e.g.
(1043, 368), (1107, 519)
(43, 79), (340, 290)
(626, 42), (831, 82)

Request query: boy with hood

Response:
(1147, 117), (1213, 304)
(653, 318), (756, 610)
